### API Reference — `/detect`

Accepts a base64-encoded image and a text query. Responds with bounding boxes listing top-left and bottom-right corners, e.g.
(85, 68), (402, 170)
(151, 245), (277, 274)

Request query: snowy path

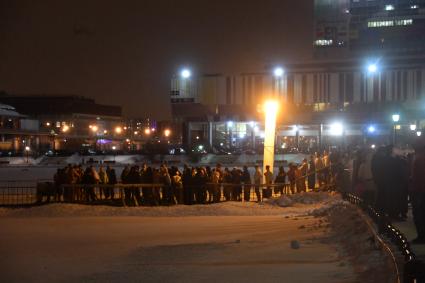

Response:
(0, 215), (354, 283)
(0, 194), (395, 282)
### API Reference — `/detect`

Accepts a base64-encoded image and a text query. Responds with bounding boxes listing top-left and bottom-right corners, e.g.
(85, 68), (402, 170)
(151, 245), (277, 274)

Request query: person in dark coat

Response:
(182, 164), (192, 205)
(106, 166), (117, 200)
(274, 166), (286, 195)
(308, 155), (316, 191)
(410, 139), (425, 244)
(242, 166), (251, 201)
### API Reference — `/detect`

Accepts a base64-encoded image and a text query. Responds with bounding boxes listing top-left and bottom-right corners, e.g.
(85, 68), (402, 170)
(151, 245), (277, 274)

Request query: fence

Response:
(344, 193), (425, 283)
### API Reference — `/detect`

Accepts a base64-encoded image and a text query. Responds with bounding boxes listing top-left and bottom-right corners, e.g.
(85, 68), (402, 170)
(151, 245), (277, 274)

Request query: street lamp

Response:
(273, 67), (284, 77)
(25, 146), (30, 164)
(410, 124), (417, 131)
(367, 64), (378, 74)
(164, 129), (171, 137)
(61, 125), (69, 133)
(392, 114), (400, 145)
(181, 68), (191, 79)
(112, 145), (116, 162)
(115, 126), (122, 134)
(417, 131), (422, 137)
(263, 100), (279, 175)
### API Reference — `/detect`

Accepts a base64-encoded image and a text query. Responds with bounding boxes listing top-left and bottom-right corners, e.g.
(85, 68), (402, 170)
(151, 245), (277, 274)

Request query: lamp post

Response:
(25, 146), (30, 164)
(392, 114), (400, 145)
(112, 145), (116, 162)
(263, 101), (279, 175)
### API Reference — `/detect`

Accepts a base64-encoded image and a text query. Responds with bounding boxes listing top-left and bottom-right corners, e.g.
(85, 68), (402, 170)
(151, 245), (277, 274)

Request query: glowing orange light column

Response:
(263, 101), (278, 175)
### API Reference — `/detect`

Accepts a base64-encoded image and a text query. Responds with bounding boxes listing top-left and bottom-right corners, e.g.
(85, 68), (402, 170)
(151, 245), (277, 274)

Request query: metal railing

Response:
(344, 193), (425, 283)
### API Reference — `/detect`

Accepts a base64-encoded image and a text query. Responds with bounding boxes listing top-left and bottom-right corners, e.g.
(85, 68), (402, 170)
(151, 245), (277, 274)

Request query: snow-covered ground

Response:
(0, 193), (395, 283)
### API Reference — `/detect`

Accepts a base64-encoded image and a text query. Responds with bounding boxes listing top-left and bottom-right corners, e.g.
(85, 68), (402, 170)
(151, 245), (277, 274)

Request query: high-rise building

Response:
(314, 0), (425, 58)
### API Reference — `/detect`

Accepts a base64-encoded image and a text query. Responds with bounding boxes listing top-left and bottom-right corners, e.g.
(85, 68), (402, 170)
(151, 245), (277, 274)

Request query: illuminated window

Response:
(314, 39), (333, 46)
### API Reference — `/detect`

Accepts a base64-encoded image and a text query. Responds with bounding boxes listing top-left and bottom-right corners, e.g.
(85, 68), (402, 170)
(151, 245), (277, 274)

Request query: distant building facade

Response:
(314, 0), (425, 59)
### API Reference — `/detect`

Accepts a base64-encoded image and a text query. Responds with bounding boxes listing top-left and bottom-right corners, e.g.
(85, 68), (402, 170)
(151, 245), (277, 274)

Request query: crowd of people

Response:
(352, 141), (425, 244)
(51, 150), (338, 206)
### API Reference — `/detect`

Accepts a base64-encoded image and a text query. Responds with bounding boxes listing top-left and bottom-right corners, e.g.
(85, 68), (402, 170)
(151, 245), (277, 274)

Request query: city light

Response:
(392, 114), (400, 122)
(25, 146), (30, 151)
(273, 67), (284, 77)
(164, 129), (171, 137)
(254, 126), (260, 132)
(385, 4), (394, 11)
(181, 68), (191, 79)
(62, 125), (69, 133)
(367, 64), (378, 74)
(263, 100), (279, 174)
(104, 130), (108, 134)
(292, 125), (299, 132)
(367, 125), (376, 133)
(249, 121), (255, 127)
(46, 122), (51, 126)
(227, 121), (233, 128)
(144, 128), (151, 135)
(330, 122), (343, 136)
(198, 145), (204, 150)
(371, 144), (376, 149)
(115, 126), (122, 134)
(91, 125), (98, 132)
(112, 146), (116, 150)
(417, 131), (422, 137)
(410, 124), (417, 131)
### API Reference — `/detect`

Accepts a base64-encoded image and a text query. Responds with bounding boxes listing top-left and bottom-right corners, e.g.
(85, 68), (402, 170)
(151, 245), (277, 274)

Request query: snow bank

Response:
(0, 192), (343, 218)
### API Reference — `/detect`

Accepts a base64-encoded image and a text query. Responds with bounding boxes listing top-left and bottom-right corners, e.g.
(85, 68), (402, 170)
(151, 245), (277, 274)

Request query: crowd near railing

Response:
(0, 165), (337, 207)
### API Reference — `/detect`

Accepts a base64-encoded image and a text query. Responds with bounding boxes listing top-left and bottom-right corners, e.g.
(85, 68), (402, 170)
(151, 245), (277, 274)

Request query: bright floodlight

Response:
(292, 125), (299, 132)
(144, 128), (151, 135)
(330, 122), (343, 136)
(273, 67), (284, 77)
(410, 124), (417, 131)
(368, 64), (378, 73)
(417, 131), (422, 137)
(115, 126), (122, 134)
(227, 121), (233, 128)
(263, 100), (279, 174)
(181, 69), (191, 79)
(112, 146), (116, 150)
(392, 114), (400, 122)
(91, 125), (98, 132)
(249, 121), (255, 127)
(164, 129), (171, 137)
(367, 125), (376, 133)
(25, 146), (30, 151)
(371, 144), (376, 149)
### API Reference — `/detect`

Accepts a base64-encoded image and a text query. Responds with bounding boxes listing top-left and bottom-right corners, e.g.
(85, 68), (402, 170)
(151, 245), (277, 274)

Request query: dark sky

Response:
(0, 0), (313, 119)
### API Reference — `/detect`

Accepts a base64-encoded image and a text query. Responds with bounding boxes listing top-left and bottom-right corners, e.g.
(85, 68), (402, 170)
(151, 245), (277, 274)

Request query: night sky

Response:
(0, 0), (313, 119)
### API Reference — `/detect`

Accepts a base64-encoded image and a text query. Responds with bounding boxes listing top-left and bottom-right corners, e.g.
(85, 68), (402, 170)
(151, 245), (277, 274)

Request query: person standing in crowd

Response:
(182, 164), (192, 205)
(357, 149), (376, 206)
(287, 163), (297, 194)
(205, 166), (214, 203)
(152, 168), (161, 205)
(98, 166), (109, 200)
(308, 155), (316, 191)
(53, 168), (64, 202)
(223, 167), (233, 201)
(315, 152), (325, 186)
(231, 168), (242, 201)
(254, 165), (263, 202)
(274, 166), (286, 195)
(160, 165), (173, 205)
(106, 166), (117, 200)
(242, 166), (251, 201)
(264, 165), (273, 198)
(172, 170), (184, 204)
(194, 167), (207, 204)
(322, 150), (331, 185)
(82, 166), (97, 202)
(410, 138), (425, 244)
(298, 159), (308, 192)
(211, 168), (221, 202)
(372, 145), (399, 218)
